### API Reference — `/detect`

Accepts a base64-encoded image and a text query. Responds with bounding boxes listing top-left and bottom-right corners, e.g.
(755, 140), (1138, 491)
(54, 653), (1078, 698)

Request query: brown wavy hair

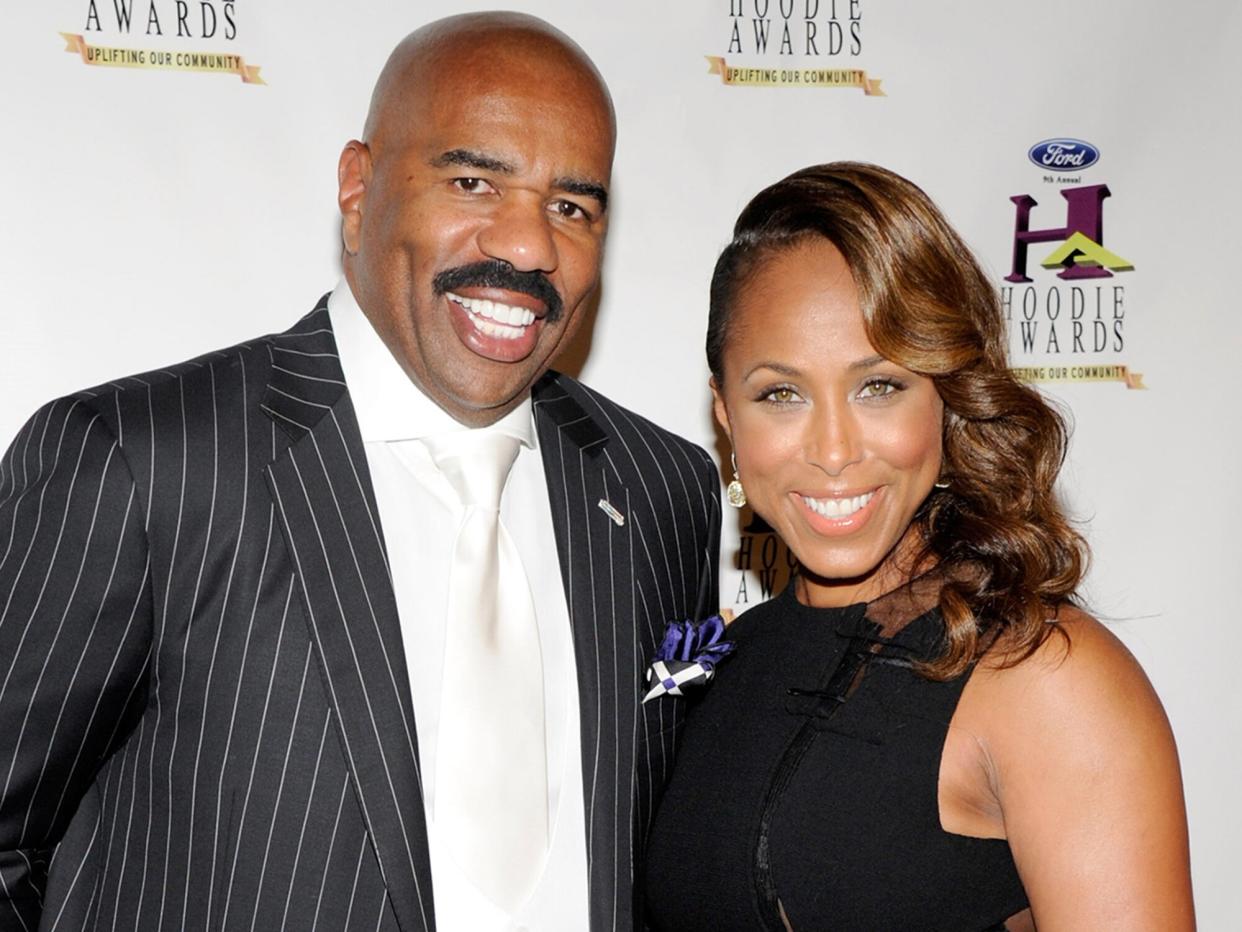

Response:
(707, 162), (1087, 679)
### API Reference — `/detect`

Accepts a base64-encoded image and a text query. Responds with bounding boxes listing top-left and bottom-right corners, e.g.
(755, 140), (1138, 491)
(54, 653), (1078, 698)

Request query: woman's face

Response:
(713, 238), (945, 607)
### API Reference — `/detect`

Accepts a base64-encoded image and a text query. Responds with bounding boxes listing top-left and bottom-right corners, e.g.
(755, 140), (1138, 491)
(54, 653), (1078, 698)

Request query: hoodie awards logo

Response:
(732, 512), (798, 610)
(1002, 140), (1144, 390)
(60, 0), (264, 84)
(707, 0), (884, 95)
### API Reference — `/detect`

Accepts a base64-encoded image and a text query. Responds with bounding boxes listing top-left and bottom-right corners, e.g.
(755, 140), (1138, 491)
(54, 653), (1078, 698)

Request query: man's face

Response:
(340, 51), (614, 426)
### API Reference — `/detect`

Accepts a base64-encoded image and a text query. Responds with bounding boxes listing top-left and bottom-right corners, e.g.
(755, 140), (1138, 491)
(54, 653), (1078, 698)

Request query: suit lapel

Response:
(534, 373), (639, 932)
(262, 301), (434, 932)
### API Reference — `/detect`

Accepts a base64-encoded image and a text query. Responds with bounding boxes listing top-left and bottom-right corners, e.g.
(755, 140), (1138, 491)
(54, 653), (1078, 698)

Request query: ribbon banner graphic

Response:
(1011, 364), (1146, 389)
(705, 56), (884, 94)
(61, 33), (265, 84)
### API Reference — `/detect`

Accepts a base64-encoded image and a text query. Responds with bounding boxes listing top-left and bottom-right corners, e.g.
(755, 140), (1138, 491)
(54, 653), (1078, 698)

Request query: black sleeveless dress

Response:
(644, 582), (1029, 930)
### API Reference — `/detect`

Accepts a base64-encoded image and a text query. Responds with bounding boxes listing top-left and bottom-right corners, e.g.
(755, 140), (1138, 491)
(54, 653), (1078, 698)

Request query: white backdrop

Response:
(3, 0), (1238, 923)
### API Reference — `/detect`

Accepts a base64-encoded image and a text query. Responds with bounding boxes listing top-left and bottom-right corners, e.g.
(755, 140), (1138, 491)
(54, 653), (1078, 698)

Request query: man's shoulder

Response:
(59, 300), (333, 424)
(534, 371), (718, 480)
(73, 335), (268, 408)
(5, 301), (336, 477)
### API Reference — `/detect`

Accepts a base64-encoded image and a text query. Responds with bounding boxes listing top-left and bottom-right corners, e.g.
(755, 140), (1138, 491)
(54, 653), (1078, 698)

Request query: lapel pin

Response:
(597, 498), (625, 527)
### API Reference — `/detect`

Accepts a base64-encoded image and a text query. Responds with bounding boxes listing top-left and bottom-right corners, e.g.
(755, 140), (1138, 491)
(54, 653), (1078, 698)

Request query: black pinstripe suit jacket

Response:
(0, 298), (721, 932)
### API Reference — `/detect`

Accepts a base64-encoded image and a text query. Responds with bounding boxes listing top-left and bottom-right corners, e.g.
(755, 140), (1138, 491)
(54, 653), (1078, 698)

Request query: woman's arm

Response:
(975, 610), (1194, 929)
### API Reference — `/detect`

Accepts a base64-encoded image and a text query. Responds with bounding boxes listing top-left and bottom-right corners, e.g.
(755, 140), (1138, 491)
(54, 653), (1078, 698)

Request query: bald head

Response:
(363, 12), (615, 157)
(336, 13), (617, 426)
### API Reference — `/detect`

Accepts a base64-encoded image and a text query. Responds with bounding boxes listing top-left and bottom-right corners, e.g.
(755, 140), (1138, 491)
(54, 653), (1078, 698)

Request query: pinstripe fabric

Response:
(0, 296), (720, 932)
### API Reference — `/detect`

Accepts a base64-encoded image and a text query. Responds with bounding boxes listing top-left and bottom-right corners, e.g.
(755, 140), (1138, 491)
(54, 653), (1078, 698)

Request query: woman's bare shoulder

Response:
(973, 604), (1159, 711)
(959, 603), (1178, 810)
(957, 605), (1193, 927)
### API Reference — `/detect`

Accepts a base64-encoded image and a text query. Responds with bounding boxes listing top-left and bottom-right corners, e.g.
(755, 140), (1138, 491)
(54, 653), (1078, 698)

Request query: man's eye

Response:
(551, 199), (591, 221)
(452, 177), (493, 194)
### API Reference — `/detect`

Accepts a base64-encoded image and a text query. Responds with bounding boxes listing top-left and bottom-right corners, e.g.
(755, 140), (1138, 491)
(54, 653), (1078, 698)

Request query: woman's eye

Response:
(761, 386), (802, 405)
(858, 378), (900, 399)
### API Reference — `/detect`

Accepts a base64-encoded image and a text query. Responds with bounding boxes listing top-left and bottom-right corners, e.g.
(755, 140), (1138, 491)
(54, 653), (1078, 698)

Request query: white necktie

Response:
(422, 431), (548, 910)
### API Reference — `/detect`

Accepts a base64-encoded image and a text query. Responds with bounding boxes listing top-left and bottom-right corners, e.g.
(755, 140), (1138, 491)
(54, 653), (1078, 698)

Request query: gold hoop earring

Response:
(726, 452), (747, 508)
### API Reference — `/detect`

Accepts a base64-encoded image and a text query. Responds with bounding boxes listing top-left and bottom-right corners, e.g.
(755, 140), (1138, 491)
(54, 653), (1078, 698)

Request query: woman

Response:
(644, 163), (1193, 930)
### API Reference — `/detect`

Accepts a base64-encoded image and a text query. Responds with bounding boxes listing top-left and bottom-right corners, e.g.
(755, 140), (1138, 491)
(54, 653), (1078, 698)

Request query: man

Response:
(0, 13), (719, 931)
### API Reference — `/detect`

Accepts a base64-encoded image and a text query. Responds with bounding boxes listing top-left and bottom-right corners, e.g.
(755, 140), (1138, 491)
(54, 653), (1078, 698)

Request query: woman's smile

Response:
(794, 486), (881, 533)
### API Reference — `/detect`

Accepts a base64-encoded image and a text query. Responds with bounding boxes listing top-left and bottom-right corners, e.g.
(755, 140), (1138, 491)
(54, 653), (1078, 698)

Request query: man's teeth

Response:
(801, 491), (874, 519)
(448, 292), (536, 339)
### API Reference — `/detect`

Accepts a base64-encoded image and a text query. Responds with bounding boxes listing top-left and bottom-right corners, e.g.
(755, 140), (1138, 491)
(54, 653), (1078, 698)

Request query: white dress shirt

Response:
(328, 282), (589, 932)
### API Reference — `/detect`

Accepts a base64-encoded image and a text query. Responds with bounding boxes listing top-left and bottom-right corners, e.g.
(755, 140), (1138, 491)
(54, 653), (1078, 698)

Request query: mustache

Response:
(432, 261), (563, 323)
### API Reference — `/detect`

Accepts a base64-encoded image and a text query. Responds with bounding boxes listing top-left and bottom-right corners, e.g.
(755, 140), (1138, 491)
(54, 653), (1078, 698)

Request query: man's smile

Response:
(447, 291), (538, 339)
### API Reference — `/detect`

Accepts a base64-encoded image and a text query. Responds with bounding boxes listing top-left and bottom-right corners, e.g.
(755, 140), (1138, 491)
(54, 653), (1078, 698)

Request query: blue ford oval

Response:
(1028, 138), (1100, 171)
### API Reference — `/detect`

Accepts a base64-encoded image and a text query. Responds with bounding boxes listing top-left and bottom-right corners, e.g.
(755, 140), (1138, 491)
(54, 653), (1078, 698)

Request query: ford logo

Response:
(1028, 138), (1100, 172)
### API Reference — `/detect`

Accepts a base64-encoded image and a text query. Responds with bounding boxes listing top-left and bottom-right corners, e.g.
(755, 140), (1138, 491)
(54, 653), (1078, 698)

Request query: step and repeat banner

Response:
(3, 0), (1237, 922)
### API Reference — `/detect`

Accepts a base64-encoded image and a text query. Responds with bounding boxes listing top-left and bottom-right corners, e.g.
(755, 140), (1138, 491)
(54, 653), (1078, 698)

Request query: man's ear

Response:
(338, 140), (372, 256)
(710, 377), (732, 444)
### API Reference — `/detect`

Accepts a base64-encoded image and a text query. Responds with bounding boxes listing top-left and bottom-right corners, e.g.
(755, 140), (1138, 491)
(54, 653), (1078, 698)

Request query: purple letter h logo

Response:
(1005, 184), (1112, 283)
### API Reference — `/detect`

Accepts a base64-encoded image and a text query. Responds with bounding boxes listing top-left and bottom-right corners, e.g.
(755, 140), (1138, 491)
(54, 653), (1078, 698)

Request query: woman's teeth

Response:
(448, 292), (537, 339)
(800, 491), (875, 518)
